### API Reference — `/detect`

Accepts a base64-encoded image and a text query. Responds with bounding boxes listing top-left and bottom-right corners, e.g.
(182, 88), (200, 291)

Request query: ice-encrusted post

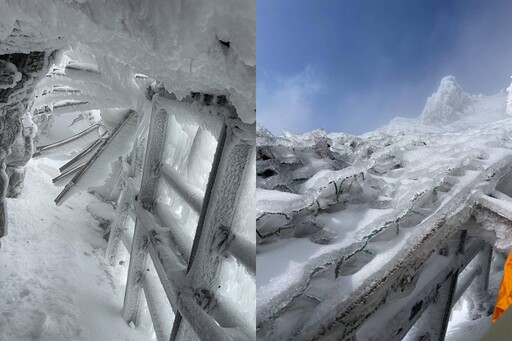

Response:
(105, 187), (133, 265)
(469, 243), (493, 318)
(123, 102), (168, 325)
(171, 118), (255, 340)
(415, 231), (466, 341)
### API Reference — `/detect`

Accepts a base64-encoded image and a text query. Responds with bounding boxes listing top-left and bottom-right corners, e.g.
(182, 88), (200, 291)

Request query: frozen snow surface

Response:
(0, 158), (153, 341)
(256, 76), (512, 340)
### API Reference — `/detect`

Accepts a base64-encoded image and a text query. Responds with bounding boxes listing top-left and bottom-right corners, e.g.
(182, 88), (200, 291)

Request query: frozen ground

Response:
(0, 158), (153, 341)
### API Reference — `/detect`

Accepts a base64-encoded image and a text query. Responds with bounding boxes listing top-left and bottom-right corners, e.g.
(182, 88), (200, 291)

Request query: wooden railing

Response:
(105, 93), (255, 341)
(298, 157), (512, 340)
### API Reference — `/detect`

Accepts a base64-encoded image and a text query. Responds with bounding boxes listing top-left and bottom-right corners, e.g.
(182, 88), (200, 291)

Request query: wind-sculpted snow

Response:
(256, 103), (512, 339)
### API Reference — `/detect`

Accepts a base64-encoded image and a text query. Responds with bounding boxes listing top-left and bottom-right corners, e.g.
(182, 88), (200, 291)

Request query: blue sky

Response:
(257, 0), (512, 135)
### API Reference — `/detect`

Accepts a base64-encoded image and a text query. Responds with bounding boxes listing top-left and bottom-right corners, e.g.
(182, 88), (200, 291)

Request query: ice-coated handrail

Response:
(33, 124), (100, 158)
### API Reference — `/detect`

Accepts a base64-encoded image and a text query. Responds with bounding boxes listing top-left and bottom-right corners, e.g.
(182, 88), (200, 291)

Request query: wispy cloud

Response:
(257, 66), (322, 135)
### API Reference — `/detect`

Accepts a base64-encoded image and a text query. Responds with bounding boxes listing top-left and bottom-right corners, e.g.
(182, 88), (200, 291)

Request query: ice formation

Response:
(0, 1), (255, 340)
(257, 76), (512, 340)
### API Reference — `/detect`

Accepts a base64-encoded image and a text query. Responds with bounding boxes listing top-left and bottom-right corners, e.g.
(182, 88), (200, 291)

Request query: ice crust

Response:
(0, 0), (255, 123)
(256, 76), (512, 340)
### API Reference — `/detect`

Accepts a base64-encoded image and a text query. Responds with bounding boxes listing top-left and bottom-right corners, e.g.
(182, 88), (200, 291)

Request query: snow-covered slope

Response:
(256, 76), (512, 340)
(0, 158), (153, 341)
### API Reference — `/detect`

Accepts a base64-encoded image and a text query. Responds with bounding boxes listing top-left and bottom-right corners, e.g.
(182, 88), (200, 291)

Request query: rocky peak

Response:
(420, 75), (473, 125)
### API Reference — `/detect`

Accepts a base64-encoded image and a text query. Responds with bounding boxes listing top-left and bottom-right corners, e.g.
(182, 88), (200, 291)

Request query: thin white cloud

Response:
(257, 66), (322, 135)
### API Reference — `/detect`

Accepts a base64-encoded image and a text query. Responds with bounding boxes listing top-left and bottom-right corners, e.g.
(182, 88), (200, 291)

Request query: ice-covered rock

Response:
(420, 75), (474, 124)
(419, 75), (506, 127)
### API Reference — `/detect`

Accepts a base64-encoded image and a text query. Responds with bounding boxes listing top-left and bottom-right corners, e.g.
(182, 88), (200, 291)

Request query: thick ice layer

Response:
(0, 0), (255, 123)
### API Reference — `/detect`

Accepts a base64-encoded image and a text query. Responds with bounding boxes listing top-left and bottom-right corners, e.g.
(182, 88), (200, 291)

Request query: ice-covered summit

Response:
(418, 75), (506, 126)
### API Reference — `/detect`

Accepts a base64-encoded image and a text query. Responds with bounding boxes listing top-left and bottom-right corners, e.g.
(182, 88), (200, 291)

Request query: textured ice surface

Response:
(0, 0), (255, 123)
(256, 76), (512, 339)
(0, 59), (21, 89)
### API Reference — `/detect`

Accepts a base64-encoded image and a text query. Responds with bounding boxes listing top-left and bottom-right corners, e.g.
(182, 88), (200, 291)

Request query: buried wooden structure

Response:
(42, 91), (255, 340)
(256, 146), (512, 340)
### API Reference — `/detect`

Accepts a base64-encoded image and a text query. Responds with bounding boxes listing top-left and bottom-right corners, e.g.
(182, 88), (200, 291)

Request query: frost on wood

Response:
(256, 76), (512, 340)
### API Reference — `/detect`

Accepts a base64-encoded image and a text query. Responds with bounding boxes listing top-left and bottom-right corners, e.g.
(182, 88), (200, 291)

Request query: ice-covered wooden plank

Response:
(34, 88), (90, 109)
(33, 124), (100, 158)
(59, 138), (104, 173)
(160, 164), (204, 214)
(54, 111), (137, 205)
(473, 194), (512, 252)
(121, 228), (133, 256)
(155, 202), (193, 262)
(123, 102), (168, 326)
(226, 232), (255, 276)
(178, 124), (256, 340)
(142, 270), (174, 341)
(153, 94), (225, 137)
(51, 100), (94, 115)
(214, 293), (255, 339)
(177, 294), (246, 341)
(135, 200), (188, 265)
(52, 162), (86, 187)
(106, 186), (135, 265)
